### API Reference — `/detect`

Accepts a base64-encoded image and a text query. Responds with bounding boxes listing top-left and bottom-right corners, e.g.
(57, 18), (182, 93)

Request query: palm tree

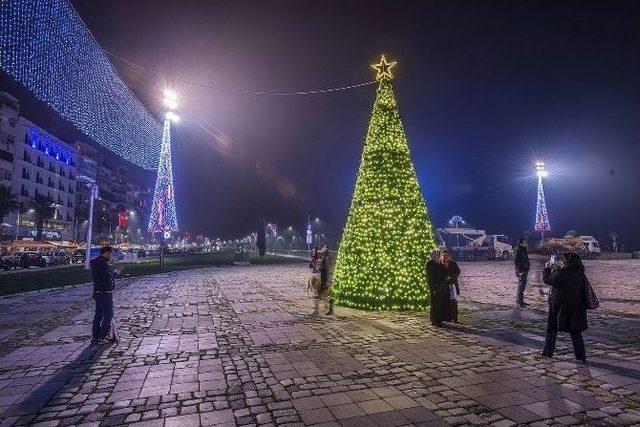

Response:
(0, 185), (19, 253)
(0, 184), (19, 226)
(29, 194), (56, 241)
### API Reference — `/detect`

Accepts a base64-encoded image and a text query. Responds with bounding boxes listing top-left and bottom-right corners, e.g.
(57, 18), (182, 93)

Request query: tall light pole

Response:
(148, 89), (180, 269)
(78, 175), (98, 270)
(534, 161), (550, 240)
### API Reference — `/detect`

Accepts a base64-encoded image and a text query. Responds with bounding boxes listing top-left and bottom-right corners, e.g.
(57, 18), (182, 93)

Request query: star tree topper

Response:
(371, 55), (397, 80)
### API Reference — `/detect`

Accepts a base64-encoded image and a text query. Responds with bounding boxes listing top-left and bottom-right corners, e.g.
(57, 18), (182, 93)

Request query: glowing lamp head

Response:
(535, 161), (548, 178)
(165, 111), (180, 122)
(163, 89), (178, 110)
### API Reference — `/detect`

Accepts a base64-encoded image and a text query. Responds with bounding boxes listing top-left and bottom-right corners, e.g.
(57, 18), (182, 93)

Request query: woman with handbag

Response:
(541, 252), (590, 362)
(440, 251), (461, 323)
(427, 249), (447, 327)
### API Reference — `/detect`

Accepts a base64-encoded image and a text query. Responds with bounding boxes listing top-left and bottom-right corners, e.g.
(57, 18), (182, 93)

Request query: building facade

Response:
(1, 91), (152, 243)
(74, 141), (152, 244)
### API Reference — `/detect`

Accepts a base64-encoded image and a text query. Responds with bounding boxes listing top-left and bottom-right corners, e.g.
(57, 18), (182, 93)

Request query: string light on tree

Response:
(148, 89), (179, 235)
(534, 161), (551, 239)
(332, 55), (437, 311)
(0, 0), (162, 169)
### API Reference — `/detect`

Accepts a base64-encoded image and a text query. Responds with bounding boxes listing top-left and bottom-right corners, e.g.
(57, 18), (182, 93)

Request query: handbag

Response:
(449, 283), (458, 300)
(584, 276), (599, 310)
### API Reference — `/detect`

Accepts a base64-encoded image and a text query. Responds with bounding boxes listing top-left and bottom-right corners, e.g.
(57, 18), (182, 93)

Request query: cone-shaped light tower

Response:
(534, 161), (550, 239)
(148, 89), (179, 234)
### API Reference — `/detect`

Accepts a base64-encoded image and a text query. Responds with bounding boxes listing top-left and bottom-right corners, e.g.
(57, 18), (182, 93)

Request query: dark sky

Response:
(71, 0), (640, 248)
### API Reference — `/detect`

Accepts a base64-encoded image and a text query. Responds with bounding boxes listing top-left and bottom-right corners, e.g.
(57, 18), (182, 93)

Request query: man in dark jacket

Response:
(541, 252), (588, 362)
(514, 238), (530, 308)
(90, 246), (116, 343)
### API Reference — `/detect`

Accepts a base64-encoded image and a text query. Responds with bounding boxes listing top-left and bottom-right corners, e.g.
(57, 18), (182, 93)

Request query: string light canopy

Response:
(0, 0), (162, 169)
(332, 56), (437, 311)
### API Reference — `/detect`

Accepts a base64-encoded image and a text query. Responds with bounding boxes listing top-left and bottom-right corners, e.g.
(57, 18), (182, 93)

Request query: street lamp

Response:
(77, 175), (98, 270)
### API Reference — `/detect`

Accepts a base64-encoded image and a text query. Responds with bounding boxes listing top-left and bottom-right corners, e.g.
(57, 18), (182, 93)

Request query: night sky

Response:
(71, 0), (640, 248)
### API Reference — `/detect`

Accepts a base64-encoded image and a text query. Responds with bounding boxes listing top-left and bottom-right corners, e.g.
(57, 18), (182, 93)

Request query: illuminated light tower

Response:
(148, 89), (180, 268)
(534, 161), (551, 239)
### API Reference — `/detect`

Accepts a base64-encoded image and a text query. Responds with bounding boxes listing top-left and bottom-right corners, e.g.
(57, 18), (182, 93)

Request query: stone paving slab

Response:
(0, 261), (639, 426)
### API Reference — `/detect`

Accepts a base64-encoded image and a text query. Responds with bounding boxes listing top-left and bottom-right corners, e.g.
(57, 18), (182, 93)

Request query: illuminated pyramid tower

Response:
(148, 90), (179, 234)
(332, 56), (437, 311)
(534, 161), (550, 239)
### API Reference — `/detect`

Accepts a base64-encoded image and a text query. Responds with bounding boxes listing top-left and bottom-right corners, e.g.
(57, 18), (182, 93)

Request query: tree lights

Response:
(332, 56), (437, 311)
(534, 161), (551, 238)
(148, 90), (179, 234)
(0, 0), (162, 169)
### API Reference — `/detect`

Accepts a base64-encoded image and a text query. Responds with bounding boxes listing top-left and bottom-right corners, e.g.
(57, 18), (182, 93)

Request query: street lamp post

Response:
(77, 175), (98, 270)
(85, 183), (98, 270)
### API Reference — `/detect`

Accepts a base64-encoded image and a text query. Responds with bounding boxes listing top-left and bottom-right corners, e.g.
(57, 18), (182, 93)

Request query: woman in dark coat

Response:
(542, 252), (588, 362)
(440, 251), (461, 323)
(427, 249), (448, 326)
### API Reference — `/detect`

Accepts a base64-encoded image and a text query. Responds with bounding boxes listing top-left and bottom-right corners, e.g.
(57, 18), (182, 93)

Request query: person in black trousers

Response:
(90, 245), (117, 344)
(542, 252), (588, 362)
(514, 238), (531, 307)
(427, 249), (448, 327)
(440, 251), (461, 323)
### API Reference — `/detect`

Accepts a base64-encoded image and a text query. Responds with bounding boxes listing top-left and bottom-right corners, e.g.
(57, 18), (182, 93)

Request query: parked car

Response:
(1, 256), (17, 270)
(41, 251), (71, 266)
(71, 249), (86, 265)
(15, 251), (47, 268)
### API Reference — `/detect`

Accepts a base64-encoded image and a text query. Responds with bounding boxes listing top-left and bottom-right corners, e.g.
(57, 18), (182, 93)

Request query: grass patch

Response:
(0, 251), (304, 296)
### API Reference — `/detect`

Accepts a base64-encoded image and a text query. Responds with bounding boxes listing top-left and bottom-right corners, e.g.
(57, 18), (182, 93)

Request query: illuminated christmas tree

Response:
(332, 56), (437, 311)
(148, 92), (179, 233)
(534, 161), (550, 238)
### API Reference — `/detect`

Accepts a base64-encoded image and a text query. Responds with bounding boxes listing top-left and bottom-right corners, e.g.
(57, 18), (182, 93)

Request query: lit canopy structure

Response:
(0, 0), (162, 169)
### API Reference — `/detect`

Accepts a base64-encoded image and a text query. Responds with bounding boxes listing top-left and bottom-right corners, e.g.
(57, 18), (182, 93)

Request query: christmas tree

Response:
(332, 56), (437, 311)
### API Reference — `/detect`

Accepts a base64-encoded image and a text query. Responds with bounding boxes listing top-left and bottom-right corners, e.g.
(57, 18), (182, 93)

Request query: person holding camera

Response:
(541, 252), (588, 362)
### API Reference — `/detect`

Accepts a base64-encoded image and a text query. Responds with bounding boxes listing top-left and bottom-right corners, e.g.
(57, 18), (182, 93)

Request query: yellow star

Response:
(371, 55), (397, 81)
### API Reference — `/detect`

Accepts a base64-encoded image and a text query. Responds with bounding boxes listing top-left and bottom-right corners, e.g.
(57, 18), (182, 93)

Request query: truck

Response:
(436, 227), (514, 261)
(538, 235), (601, 259)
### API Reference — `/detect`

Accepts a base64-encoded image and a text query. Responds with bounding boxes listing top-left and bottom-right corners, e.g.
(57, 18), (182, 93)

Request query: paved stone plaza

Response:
(1, 260), (639, 426)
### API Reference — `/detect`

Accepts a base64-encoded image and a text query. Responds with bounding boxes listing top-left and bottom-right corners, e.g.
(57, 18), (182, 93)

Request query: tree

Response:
(29, 194), (56, 241)
(0, 184), (19, 227)
(610, 232), (619, 253)
(332, 56), (437, 311)
(0, 185), (18, 253)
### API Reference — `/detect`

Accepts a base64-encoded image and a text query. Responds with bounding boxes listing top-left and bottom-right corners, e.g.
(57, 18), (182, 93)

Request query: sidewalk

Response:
(0, 263), (639, 426)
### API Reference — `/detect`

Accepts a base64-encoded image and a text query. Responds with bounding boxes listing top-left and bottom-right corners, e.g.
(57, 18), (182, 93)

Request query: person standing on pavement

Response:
(427, 249), (448, 327)
(541, 252), (588, 362)
(440, 251), (461, 323)
(514, 238), (531, 308)
(315, 245), (333, 315)
(90, 245), (118, 344)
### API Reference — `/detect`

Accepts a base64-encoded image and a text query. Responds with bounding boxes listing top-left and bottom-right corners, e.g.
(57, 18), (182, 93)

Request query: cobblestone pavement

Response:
(1, 261), (639, 427)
